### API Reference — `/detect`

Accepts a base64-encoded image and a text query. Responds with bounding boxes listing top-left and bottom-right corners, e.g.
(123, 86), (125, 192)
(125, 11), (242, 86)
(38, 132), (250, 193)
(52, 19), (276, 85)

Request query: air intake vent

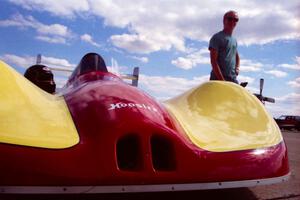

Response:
(116, 134), (142, 171)
(151, 135), (176, 171)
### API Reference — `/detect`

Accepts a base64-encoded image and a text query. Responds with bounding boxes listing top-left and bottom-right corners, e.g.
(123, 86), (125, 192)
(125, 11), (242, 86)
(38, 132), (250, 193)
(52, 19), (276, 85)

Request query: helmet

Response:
(24, 64), (56, 94)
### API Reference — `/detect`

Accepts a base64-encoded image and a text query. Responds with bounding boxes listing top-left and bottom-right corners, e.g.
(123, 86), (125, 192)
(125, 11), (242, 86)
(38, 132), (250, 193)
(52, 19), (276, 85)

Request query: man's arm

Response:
(210, 48), (224, 80)
(235, 51), (240, 76)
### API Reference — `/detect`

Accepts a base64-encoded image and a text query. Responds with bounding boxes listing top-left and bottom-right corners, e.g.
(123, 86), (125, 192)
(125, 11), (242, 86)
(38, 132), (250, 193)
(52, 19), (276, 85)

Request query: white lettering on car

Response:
(108, 102), (158, 112)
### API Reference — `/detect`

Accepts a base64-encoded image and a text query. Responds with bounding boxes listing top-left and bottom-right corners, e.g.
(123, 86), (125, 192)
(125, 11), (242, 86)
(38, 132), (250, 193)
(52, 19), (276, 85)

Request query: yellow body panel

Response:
(164, 81), (282, 152)
(0, 61), (79, 149)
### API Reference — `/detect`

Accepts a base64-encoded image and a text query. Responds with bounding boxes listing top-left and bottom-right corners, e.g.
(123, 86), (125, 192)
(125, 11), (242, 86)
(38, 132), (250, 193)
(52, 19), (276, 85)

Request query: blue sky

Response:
(0, 0), (299, 117)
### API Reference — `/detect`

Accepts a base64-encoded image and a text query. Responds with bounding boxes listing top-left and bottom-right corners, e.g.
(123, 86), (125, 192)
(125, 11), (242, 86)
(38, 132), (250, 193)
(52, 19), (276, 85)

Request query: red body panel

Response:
(0, 71), (289, 186)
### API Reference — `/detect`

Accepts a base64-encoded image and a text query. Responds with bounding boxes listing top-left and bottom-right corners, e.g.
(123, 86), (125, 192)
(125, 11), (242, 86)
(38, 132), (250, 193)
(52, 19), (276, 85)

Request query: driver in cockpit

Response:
(24, 64), (56, 94)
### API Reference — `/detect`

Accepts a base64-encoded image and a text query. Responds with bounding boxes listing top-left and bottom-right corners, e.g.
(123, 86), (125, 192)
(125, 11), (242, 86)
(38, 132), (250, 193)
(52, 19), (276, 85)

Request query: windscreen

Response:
(70, 53), (108, 78)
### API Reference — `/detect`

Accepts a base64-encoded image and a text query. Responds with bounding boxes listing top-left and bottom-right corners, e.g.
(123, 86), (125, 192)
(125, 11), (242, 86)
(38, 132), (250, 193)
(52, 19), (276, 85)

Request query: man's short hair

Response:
(223, 10), (238, 21)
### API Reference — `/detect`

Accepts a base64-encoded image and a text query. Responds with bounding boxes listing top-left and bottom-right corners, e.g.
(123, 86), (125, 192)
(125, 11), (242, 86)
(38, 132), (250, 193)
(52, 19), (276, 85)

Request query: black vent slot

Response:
(116, 134), (142, 171)
(151, 135), (176, 171)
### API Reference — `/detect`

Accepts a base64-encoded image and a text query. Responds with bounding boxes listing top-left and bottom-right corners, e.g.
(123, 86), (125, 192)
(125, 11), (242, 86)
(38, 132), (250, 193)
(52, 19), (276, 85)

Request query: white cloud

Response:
(107, 57), (122, 75)
(287, 77), (300, 88)
(37, 23), (70, 37)
(237, 75), (255, 84)
(9, 0), (90, 17)
(130, 56), (149, 63)
(278, 56), (300, 70)
(171, 48), (210, 69)
(171, 57), (194, 70)
(264, 70), (288, 78)
(276, 93), (300, 104)
(0, 54), (35, 68)
(240, 59), (263, 72)
(279, 64), (300, 70)
(0, 54), (75, 69)
(80, 34), (101, 47)
(266, 103), (300, 118)
(0, 14), (72, 44)
(35, 35), (67, 44)
(110, 34), (184, 54)
(267, 92), (300, 117)
(139, 74), (209, 99)
(8, 0), (300, 53)
(42, 57), (75, 69)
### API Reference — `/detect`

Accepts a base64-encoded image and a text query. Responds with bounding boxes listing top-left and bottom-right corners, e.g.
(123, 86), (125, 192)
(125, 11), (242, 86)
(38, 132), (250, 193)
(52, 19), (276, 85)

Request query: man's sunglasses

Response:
(226, 17), (239, 22)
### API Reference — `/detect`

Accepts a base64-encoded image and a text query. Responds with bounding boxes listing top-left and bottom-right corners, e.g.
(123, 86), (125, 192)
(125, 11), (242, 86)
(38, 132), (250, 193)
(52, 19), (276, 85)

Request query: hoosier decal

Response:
(108, 102), (158, 112)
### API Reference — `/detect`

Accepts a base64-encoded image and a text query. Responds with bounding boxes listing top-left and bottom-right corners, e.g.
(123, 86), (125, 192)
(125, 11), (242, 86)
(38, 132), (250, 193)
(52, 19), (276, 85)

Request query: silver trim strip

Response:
(0, 173), (290, 194)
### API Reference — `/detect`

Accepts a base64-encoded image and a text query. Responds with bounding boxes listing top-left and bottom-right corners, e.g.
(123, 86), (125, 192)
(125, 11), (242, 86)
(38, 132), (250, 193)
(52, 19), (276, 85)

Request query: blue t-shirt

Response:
(209, 31), (237, 80)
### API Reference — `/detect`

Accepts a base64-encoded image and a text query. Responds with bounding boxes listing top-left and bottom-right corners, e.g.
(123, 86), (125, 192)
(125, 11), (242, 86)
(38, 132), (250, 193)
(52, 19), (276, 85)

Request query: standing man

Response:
(209, 10), (240, 83)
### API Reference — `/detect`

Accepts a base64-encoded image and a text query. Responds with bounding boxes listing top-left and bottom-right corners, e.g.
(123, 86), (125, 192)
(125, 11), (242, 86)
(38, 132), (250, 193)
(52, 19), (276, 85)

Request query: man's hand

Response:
(235, 66), (239, 75)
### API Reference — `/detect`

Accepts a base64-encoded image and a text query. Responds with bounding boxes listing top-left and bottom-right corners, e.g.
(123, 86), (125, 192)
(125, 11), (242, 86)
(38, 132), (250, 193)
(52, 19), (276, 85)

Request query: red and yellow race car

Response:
(0, 53), (289, 193)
